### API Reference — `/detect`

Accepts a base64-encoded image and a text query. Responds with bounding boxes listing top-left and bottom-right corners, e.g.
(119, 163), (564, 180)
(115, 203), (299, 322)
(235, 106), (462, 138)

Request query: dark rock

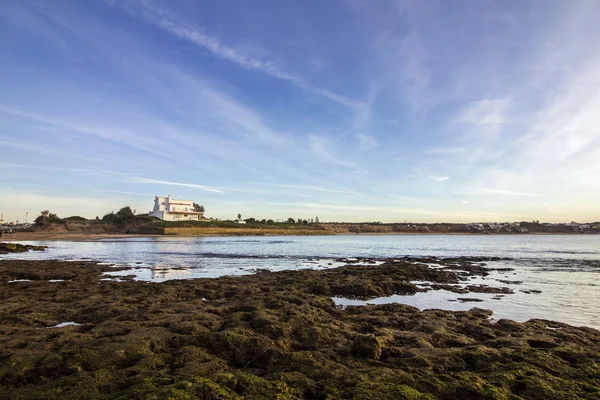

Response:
(457, 298), (484, 302)
(352, 333), (383, 359)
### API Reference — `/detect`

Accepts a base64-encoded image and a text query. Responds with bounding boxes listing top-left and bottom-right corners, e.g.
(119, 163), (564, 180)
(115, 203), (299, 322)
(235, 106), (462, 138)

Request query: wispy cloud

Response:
(3, 1), (600, 222)
(87, 189), (155, 197)
(229, 182), (361, 196)
(428, 176), (450, 182)
(0, 163), (140, 178)
(127, 177), (315, 198)
(457, 98), (510, 133)
(409, 169), (450, 183)
(120, 0), (360, 109)
(465, 188), (541, 197)
(0, 105), (171, 160)
(307, 135), (354, 167)
(273, 184), (360, 195)
(425, 147), (466, 155)
(127, 177), (224, 193)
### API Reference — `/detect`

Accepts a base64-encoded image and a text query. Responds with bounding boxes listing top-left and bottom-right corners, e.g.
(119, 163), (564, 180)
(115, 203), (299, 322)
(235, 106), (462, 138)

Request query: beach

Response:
(1, 255), (599, 399)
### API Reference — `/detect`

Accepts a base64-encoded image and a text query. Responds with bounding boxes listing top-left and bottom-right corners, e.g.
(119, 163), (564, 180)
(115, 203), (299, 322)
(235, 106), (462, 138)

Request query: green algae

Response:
(1, 259), (599, 399)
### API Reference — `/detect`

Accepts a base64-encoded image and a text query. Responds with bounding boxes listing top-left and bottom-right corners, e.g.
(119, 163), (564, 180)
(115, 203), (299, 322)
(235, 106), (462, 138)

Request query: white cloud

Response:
(465, 188), (541, 197)
(457, 98), (510, 131)
(122, 0), (360, 109)
(425, 147), (466, 155)
(307, 135), (354, 167)
(0, 105), (170, 159)
(127, 177), (224, 193)
(428, 176), (450, 182)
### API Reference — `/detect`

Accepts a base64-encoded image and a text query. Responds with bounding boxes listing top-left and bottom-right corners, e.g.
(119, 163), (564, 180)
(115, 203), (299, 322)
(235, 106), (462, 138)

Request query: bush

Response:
(102, 207), (135, 224)
(34, 210), (63, 225)
(63, 216), (88, 222)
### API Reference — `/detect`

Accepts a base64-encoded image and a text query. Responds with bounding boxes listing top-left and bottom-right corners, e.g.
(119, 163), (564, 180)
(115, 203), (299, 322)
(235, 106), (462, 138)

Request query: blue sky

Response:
(1, 0), (599, 223)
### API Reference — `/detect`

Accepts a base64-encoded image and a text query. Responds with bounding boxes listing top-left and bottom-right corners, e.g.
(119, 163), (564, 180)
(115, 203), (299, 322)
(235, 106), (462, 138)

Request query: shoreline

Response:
(2, 230), (596, 242)
(1, 257), (599, 398)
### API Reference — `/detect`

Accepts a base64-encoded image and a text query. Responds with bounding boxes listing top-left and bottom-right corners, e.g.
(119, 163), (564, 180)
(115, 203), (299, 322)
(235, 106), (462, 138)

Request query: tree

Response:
(115, 206), (135, 221)
(35, 210), (61, 225)
(102, 206), (135, 223)
(193, 203), (205, 213)
(287, 217), (295, 224)
(237, 214), (242, 221)
(315, 216), (320, 223)
(102, 212), (116, 223)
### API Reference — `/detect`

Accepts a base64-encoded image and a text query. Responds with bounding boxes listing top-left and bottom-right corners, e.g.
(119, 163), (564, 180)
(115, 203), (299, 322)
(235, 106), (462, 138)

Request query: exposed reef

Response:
(0, 258), (598, 399)
(0, 242), (46, 254)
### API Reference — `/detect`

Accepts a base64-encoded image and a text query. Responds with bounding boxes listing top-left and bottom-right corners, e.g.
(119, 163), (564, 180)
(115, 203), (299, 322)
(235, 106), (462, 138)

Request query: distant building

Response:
(149, 195), (203, 221)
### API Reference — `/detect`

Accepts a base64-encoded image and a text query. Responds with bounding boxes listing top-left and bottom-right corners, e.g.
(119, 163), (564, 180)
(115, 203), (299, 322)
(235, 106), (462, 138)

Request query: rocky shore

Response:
(0, 257), (599, 399)
(0, 242), (46, 254)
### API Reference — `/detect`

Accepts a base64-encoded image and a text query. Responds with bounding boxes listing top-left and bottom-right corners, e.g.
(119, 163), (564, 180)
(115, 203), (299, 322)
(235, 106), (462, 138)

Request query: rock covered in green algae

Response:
(0, 242), (46, 254)
(352, 333), (383, 359)
(0, 258), (598, 399)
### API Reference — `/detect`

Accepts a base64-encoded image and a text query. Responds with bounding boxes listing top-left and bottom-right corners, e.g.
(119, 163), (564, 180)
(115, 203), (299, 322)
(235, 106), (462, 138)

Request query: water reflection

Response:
(2, 235), (599, 329)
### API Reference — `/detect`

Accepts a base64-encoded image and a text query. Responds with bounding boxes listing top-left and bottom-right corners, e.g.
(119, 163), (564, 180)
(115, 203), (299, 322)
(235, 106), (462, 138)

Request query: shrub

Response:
(63, 216), (88, 222)
(102, 207), (135, 224)
(34, 210), (63, 225)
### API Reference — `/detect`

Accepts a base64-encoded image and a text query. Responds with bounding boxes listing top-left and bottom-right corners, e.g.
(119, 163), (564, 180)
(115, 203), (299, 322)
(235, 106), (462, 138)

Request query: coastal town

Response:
(1, 195), (599, 236)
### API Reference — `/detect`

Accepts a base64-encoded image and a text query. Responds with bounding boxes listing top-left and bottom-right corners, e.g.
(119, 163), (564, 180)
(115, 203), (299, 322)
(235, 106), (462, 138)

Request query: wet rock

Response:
(0, 242), (46, 254)
(497, 279), (523, 285)
(352, 333), (383, 359)
(465, 284), (513, 294)
(0, 259), (598, 399)
(457, 298), (484, 302)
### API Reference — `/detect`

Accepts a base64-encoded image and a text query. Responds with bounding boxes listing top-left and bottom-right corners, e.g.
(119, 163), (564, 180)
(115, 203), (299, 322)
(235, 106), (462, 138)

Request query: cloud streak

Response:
(127, 177), (224, 194)
(122, 0), (360, 109)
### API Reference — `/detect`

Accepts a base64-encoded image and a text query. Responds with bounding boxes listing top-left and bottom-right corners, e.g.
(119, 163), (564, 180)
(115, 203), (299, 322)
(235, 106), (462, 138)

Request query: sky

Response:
(1, 0), (599, 223)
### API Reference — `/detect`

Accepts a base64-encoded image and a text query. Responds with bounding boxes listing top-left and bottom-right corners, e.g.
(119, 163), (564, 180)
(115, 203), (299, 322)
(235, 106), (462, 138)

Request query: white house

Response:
(149, 195), (204, 221)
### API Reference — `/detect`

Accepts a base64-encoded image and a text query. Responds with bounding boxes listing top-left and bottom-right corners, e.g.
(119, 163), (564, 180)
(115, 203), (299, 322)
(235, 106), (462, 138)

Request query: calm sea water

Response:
(3, 235), (599, 329)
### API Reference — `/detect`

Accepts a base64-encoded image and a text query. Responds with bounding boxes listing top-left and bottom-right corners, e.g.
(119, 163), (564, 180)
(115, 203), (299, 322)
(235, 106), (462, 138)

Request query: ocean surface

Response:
(3, 235), (599, 329)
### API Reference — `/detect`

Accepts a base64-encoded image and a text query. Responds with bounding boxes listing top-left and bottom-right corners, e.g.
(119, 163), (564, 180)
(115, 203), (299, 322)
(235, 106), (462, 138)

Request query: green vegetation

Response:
(145, 219), (327, 230)
(34, 210), (63, 225)
(63, 215), (88, 222)
(102, 206), (136, 223)
(0, 258), (598, 399)
(0, 243), (46, 254)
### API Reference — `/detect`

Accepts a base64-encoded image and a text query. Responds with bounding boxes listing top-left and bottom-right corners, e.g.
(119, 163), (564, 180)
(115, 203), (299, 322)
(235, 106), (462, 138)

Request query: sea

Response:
(3, 235), (599, 330)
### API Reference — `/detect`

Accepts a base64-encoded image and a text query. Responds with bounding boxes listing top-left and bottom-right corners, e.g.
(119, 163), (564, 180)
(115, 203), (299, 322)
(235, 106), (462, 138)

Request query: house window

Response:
(184, 214), (188, 217)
